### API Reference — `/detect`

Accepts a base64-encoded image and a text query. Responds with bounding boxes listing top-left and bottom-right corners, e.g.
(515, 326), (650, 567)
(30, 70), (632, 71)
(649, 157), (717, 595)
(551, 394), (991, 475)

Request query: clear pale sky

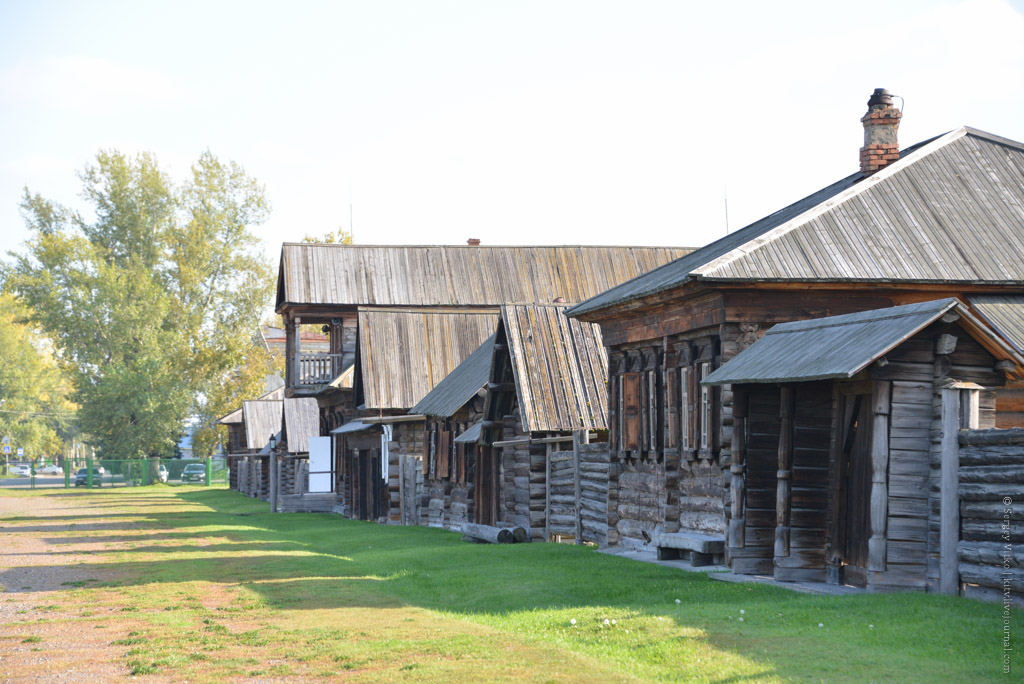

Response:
(3, 0), (1024, 264)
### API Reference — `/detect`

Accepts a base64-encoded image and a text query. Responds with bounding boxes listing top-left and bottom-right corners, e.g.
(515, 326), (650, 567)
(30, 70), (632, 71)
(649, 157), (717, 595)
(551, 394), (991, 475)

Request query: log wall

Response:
(957, 428), (1024, 608)
(547, 444), (610, 544)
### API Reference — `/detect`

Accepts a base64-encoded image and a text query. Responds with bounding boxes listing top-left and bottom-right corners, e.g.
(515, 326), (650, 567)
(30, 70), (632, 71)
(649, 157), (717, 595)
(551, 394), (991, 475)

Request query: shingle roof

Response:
(358, 308), (500, 410)
(502, 303), (608, 433)
(703, 298), (1022, 385)
(218, 384), (285, 425)
(243, 400), (284, 450)
(570, 128), (1024, 317)
(276, 245), (692, 309)
(283, 397), (320, 453)
(410, 334), (496, 418)
(970, 295), (1024, 354)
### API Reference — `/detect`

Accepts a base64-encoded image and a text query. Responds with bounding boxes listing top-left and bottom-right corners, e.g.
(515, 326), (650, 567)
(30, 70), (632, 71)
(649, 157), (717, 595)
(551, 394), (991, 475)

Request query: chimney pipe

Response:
(860, 88), (902, 175)
(467, 238), (481, 246)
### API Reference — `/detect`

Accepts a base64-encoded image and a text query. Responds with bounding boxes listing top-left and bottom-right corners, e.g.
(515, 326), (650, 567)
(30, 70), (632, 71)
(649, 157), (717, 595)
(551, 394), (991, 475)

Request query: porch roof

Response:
(329, 419), (379, 435)
(410, 334), (495, 418)
(453, 421), (482, 444)
(970, 295), (1024, 355)
(703, 298), (1023, 386)
(243, 400), (284, 450)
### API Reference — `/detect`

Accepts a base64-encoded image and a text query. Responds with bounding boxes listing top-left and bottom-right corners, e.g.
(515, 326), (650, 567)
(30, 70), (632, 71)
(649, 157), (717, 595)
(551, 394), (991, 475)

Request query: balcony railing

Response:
(297, 353), (344, 386)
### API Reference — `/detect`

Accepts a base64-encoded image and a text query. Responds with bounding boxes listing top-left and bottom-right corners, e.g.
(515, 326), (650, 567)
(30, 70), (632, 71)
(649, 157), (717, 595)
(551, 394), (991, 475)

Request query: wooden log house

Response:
(479, 303), (610, 541)
(274, 243), (691, 524)
(702, 299), (1024, 591)
(407, 334), (496, 529)
(219, 383), (284, 494)
(567, 91), (1024, 559)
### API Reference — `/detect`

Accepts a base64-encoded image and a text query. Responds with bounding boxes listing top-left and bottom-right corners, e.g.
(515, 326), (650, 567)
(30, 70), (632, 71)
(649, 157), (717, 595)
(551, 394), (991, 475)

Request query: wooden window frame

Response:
(680, 366), (691, 452)
(699, 361), (712, 456)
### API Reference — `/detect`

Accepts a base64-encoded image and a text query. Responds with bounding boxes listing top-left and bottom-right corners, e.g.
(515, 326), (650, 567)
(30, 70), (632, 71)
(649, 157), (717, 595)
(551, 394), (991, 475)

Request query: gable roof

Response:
(970, 295), (1024, 355)
(410, 333), (496, 418)
(501, 303), (608, 433)
(276, 244), (692, 309)
(283, 397), (320, 453)
(358, 308), (500, 410)
(703, 298), (1023, 386)
(571, 128), (1024, 317)
(218, 384), (285, 425)
(243, 400), (284, 450)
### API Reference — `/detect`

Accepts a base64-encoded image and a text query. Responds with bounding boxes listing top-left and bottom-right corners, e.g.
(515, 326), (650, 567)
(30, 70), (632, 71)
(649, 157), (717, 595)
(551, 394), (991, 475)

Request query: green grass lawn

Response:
(1, 486), (1018, 682)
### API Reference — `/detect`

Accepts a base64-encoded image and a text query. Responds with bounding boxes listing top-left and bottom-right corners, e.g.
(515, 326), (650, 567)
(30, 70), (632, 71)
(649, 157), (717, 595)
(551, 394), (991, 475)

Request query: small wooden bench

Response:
(652, 532), (726, 566)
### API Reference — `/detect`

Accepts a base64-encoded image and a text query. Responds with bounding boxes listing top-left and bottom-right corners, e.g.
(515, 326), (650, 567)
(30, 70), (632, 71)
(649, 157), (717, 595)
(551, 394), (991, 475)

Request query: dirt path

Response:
(0, 494), (169, 683)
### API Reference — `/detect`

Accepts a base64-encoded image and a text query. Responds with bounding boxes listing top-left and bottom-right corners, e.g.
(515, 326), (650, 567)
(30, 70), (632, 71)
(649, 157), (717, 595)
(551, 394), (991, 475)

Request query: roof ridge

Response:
(692, 128), (969, 280)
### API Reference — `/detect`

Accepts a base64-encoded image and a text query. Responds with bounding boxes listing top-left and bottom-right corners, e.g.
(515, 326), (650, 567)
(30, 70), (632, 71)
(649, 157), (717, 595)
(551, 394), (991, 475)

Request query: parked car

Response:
(181, 464), (206, 483)
(10, 464), (31, 477)
(74, 467), (103, 487)
(37, 464), (63, 475)
(157, 465), (169, 483)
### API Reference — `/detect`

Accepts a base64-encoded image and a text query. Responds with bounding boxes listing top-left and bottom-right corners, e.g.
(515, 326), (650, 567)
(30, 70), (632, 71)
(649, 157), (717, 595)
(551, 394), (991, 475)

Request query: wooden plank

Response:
(868, 381), (891, 572)
(939, 388), (960, 595)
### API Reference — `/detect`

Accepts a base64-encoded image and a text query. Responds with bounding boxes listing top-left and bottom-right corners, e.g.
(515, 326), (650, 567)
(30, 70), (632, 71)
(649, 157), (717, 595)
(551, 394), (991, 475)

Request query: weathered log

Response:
(961, 501), (1024, 521)
(461, 522), (513, 544)
(958, 541), (1024, 567)
(960, 519), (1024, 542)
(959, 561), (1024, 592)
(959, 445), (1024, 466)
(959, 464), (1024, 483)
(958, 483), (1024, 501)
(959, 428), (1024, 446)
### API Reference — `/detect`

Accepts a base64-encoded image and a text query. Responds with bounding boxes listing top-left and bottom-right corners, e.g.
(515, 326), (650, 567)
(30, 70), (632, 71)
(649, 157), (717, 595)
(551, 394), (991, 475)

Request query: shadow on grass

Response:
(9, 487), (1017, 684)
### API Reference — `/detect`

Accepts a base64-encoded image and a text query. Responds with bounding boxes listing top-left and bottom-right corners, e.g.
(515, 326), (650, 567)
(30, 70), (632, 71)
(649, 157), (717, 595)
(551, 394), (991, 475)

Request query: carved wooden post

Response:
(292, 315), (302, 386)
(868, 381), (891, 573)
(728, 387), (747, 549)
(774, 385), (795, 560)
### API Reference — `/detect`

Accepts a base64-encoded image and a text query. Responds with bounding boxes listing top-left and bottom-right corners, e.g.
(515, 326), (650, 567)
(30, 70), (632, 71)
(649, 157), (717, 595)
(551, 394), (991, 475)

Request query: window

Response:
(621, 372), (641, 451)
(680, 366), (691, 451)
(647, 369), (658, 452)
(700, 361), (712, 452)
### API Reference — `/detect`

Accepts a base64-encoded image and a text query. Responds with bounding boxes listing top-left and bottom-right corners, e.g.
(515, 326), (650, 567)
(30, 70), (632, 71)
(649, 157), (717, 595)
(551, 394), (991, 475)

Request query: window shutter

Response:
(647, 370), (658, 452)
(687, 367), (698, 451)
(622, 372), (641, 450)
(608, 374), (618, 451)
(422, 426), (431, 475)
(439, 430), (451, 478)
(666, 368), (678, 448)
(700, 362), (711, 451)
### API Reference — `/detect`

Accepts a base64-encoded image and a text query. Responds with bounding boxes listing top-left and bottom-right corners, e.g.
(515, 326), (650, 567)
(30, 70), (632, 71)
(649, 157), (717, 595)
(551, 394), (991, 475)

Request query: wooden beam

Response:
(774, 385), (795, 561)
(487, 382), (516, 392)
(939, 388), (961, 595)
(868, 381), (891, 572)
(372, 414), (426, 424)
(573, 430), (583, 544)
(728, 387), (747, 550)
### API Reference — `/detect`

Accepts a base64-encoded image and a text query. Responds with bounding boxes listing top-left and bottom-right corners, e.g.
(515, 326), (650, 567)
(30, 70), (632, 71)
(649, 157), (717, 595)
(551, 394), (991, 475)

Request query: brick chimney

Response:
(466, 238), (481, 246)
(860, 88), (902, 174)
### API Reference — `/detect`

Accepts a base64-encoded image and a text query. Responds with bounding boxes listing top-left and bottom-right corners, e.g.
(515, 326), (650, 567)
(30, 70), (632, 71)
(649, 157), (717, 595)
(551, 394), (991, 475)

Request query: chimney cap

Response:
(867, 88), (893, 107)
(466, 238), (481, 246)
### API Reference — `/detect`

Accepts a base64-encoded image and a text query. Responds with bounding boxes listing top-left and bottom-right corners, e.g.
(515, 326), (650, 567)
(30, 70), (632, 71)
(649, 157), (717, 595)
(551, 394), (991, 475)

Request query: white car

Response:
(37, 464), (63, 475)
(10, 464), (31, 477)
(157, 465), (168, 483)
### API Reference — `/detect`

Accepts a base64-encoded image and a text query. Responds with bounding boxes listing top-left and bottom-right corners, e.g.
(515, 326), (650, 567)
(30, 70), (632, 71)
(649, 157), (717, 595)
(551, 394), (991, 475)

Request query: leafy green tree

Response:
(5, 150), (273, 460)
(0, 293), (75, 461)
(191, 341), (283, 458)
(301, 226), (353, 244)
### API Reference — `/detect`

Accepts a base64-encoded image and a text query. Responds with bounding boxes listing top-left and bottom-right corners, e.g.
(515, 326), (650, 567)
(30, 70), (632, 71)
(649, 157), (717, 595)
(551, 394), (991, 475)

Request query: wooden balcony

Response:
(296, 353), (344, 386)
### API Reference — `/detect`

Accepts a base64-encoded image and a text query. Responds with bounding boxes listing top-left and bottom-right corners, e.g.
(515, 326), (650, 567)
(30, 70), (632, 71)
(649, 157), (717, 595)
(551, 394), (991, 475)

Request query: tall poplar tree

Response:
(5, 150), (273, 460)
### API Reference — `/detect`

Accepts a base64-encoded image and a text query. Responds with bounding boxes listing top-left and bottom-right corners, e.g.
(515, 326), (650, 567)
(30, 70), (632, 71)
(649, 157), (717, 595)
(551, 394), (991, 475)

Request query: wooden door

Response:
(475, 446), (499, 525)
(837, 394), (873, 585)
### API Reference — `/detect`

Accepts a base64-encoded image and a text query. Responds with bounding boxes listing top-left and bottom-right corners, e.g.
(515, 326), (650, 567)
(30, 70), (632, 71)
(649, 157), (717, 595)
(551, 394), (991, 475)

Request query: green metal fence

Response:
(0, 457), (228, 489)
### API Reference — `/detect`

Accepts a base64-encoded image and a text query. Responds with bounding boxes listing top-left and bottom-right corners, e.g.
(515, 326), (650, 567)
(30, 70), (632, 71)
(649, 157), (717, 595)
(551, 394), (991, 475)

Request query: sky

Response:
(2, 0), (1024, 266)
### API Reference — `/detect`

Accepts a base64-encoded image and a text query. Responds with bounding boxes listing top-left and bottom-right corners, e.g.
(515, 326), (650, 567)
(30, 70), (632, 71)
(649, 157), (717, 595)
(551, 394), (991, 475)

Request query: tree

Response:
(301, 226), (353, 244)
(0, 293), (75, 461)
(4, 150), (273, 460)
(190, 340), (283, 458)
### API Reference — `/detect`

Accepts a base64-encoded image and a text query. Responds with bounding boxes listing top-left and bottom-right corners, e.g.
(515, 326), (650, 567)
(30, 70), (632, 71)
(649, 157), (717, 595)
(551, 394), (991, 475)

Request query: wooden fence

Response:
(546, 442), (609, 544)
(957, 428), (1024, 607)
